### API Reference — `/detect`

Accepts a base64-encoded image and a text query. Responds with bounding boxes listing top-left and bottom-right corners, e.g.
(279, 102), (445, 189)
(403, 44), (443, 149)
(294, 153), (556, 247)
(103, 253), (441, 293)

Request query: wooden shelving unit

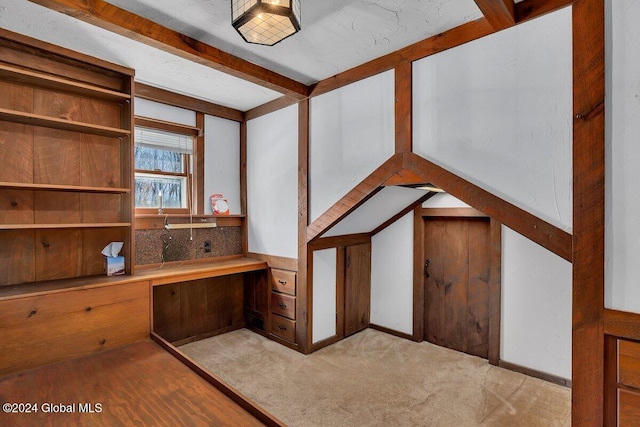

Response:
(0, 33), (135, 286)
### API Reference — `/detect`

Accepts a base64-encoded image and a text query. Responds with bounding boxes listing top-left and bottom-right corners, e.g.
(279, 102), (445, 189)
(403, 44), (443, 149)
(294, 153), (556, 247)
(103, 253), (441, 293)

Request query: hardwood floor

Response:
(0, 340), (273, 426)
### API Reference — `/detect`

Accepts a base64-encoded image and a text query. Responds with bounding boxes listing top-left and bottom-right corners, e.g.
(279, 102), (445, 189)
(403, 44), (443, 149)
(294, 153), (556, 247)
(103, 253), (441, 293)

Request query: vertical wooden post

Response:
(298, 98), (310, 353)
(240, 120), (248, 255)
(572, 0), (605, 425)
(488, 219), (502, 366)
(194, 111), (205, 215)
(412, 207), (425, 341)
(395, 61), (412, 154)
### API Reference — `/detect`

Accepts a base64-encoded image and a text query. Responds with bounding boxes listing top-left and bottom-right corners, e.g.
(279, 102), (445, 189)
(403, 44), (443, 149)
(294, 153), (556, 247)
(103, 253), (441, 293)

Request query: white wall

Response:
(370, 213), (414, 335)
(606, 0), (640, 313)
(247, 104), (298, 259)
(413, 8), (573, 232)
(423, 192), (470, 208)
(309, 71), (395, 222)
(134, 98), (196, 126)
(501, 227), (572, 380)
(313, 249), (337, 344)
(204, 115), (241, 215)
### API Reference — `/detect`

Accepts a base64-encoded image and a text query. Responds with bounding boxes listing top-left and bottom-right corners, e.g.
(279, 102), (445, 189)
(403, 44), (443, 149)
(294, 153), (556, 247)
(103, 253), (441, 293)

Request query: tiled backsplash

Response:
(135, 226), (242, 266)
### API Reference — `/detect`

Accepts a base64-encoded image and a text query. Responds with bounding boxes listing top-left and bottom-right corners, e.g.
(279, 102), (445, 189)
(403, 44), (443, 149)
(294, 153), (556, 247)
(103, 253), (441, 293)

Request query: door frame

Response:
(413, 206), (502, 365)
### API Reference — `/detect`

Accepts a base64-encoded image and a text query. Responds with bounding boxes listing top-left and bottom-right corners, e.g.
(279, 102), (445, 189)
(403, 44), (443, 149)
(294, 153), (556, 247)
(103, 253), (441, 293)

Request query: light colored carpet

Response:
(180, 329), (571, 427)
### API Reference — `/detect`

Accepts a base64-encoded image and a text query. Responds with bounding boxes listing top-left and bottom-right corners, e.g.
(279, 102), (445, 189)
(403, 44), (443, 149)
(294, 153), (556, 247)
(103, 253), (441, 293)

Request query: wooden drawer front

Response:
(0, 281), (150, 376)
(619, 388), (640, 427)
(270, 314), (295, 342)
(271, 269), (296, 296)
(619, 339), (640, 389)
(271, 292), (295, 320)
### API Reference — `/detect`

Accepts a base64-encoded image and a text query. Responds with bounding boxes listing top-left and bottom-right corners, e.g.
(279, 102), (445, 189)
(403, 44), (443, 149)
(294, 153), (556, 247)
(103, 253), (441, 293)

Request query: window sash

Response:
(135, 126), (194, 154)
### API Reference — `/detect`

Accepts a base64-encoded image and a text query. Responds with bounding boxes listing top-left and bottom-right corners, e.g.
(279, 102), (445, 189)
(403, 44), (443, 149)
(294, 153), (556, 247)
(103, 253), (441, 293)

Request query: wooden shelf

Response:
(0, 182), (130, 193)
(0, 108), (130, 138)
(0, 223), (131, 230)
(0, 63), (130, 102)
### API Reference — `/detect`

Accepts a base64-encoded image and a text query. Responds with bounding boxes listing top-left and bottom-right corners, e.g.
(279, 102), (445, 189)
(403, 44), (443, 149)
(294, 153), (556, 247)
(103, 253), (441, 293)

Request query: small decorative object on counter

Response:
(210, 194), (230, 215)
(102, 242), (125, 276)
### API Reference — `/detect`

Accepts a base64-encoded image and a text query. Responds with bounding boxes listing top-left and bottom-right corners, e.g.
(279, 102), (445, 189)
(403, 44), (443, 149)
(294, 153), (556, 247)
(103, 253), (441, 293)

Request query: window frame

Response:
(134, 117), (201, 215)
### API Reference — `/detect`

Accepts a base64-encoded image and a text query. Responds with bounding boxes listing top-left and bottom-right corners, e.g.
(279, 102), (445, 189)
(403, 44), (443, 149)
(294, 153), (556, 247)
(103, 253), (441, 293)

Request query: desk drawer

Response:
(271, 292), (295, 320)
(270, 314), (295, 342)
(271, 269), (296, 296)
(619, 339), (640, 389)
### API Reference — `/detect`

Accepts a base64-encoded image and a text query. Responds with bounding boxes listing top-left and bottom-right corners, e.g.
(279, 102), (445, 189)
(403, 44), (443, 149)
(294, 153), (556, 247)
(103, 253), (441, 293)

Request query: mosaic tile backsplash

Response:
(135, 226), (243, 266)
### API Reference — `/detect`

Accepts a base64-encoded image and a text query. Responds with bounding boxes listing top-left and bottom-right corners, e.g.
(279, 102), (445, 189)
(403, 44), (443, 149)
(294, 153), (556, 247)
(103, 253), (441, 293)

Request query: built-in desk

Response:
(0, 257), (268, 376)
(142, 258), (269, 345)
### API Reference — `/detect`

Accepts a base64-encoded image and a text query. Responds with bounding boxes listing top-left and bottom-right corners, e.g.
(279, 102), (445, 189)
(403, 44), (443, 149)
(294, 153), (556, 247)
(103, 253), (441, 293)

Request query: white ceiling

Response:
(0, 0), (485, 110)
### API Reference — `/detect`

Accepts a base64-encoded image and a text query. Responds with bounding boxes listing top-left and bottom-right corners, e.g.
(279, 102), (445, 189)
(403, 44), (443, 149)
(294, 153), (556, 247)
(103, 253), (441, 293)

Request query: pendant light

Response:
(231, 0), (301, 46)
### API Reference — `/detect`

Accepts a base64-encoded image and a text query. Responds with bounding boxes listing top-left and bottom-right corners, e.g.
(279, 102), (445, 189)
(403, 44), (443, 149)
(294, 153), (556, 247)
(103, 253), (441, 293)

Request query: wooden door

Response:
(424, 217), (491, 358)
(344, 243), (371, 337)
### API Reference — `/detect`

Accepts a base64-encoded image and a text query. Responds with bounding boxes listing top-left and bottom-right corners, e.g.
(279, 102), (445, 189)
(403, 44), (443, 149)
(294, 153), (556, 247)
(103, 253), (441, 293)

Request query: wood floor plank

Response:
(0, 341), (267, 426)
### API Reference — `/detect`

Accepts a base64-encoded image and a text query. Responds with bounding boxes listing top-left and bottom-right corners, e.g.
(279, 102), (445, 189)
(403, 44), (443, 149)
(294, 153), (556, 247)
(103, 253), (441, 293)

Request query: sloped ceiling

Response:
(0, 0), (484, 110)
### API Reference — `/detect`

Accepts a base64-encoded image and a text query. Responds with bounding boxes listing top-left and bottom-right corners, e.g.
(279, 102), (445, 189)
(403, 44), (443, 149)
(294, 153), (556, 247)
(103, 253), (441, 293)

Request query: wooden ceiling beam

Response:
(27, 0), (310, 100)
(515, 0), (576, 23)
(473, 0), (516, 30)
(135, 83), (244, 122)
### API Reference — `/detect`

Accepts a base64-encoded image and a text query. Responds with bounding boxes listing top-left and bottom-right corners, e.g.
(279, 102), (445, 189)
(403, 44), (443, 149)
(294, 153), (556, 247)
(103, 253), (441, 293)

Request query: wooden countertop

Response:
(0, 257), (268, 300)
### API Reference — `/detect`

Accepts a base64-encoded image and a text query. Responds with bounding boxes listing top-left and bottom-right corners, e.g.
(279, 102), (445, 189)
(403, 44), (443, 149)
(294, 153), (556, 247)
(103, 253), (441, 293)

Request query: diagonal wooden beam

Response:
(306, 154), (404, 242)
(403, 152), (573, 262)
(515, 0), (576, 23)
(473, 0), (516, 30)
(27, 0), (309, 99)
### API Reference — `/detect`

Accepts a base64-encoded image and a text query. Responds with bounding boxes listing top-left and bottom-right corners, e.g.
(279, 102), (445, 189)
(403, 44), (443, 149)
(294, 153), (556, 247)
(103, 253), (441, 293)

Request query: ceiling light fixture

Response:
(231, 0), (301, 46)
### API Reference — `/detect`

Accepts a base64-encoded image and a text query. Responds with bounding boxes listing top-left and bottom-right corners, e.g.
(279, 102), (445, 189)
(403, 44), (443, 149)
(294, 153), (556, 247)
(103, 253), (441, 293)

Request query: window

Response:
(134, 126), (194, 212)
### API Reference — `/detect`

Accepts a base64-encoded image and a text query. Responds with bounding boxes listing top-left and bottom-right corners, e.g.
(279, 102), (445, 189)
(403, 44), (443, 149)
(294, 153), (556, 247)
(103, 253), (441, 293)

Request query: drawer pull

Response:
(278, 279), (287, 285)
(278, 325), (287, 331)
(278, 302), (287, 308)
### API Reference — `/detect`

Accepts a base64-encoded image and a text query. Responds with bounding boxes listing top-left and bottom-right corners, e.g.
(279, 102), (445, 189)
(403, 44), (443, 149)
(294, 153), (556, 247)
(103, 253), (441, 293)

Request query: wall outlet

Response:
(204, 240), (211, 253)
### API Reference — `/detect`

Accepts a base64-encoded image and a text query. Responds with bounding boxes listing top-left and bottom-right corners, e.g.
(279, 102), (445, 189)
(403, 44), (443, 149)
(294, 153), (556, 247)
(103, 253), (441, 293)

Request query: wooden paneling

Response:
(424, 219), (445, 346)
(33, 89), (122, 128)
(153, 282), (182, 342)
(82, 193), (122, 223)
(0, 230), (35, 286)
(0, 340), (272, 427)
(344, 243), (371, 337)
(619, 389), (640, 427)
(207, 275), (244, 331)
(604, 335), (618, 427)
(33, 128), (82, 186)
(33, 191), (81, 223)
(0, 80), (33, 112)
(0, 280), (149, 376)
(81, 135), (122, 188)
(29, 0), (309, 99)
(244, 270), (268, 331)
(444, 220), (469, 353)
(34, 229), (82, 281)
(0, 189), (33, 224)
(180, 279), (210, 339)
(0, 123), (33, 184)
(572, 0), (605, 425)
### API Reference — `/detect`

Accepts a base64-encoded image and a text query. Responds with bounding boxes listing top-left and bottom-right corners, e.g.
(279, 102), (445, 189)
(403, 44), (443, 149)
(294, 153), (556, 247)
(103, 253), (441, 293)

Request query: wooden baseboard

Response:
(498, 360), (571, 388)
(150, 332), (285, 427)
(369, 324), (419, 342)
(311, 335), (341, 353)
